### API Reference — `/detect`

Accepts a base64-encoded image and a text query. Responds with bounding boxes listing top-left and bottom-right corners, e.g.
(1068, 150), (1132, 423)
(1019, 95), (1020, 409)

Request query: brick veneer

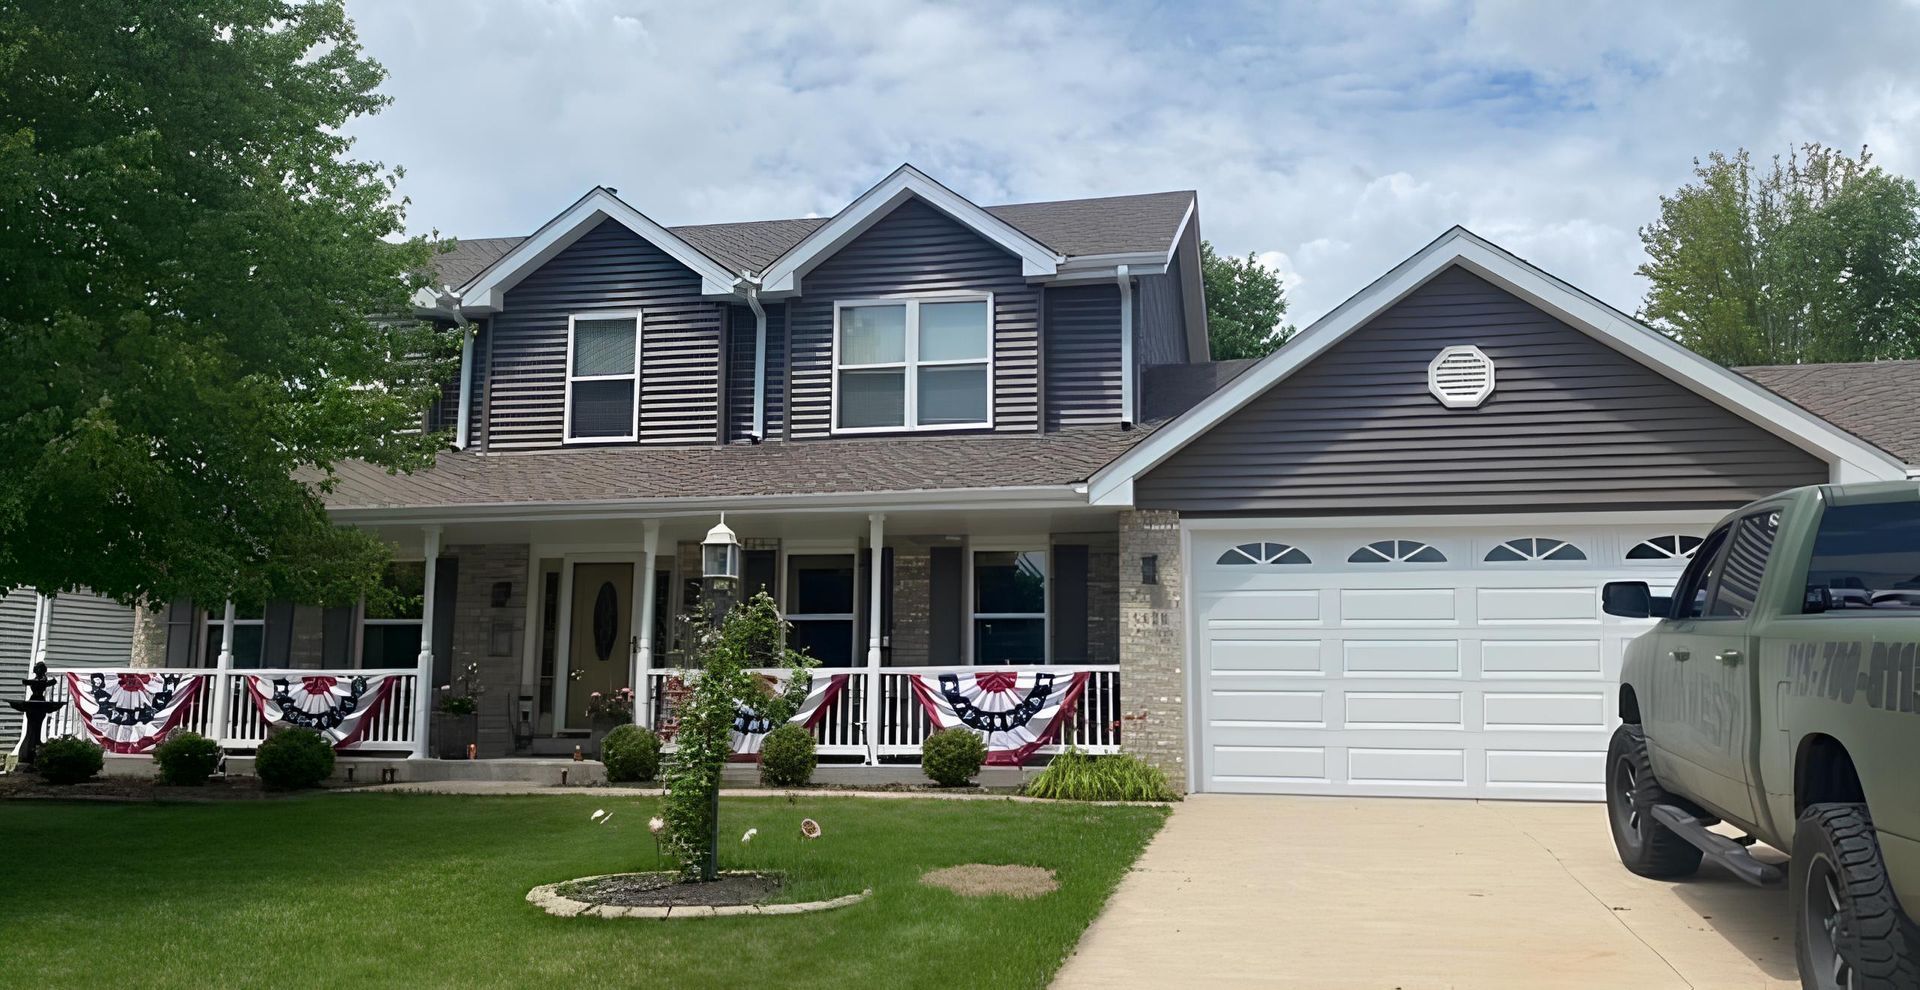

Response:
(445, 543), (529, 757)
(1118, 509), (1186, 791)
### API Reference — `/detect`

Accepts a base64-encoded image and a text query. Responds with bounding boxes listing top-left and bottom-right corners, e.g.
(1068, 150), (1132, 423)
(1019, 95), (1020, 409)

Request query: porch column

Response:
(209, 600), (237, 744)
(412, 525), (442, 759)
(865, 513), (884, 764)
(635, 520), (659, 729)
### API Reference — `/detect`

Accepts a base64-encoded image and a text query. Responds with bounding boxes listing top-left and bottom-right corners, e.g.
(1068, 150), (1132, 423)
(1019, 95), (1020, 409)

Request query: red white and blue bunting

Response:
(65, 671), (203, 754)
(730, 673), (850, 760)
(909, 670), (1089, 766)
(245, 673), (397, 748)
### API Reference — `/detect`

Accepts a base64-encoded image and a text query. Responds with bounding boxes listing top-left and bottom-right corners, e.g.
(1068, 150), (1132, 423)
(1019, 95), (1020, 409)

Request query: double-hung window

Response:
(835, 296), (991, 432)
(565, 313), (640, 441)
(785, 554), (857, 667)
(361, 561), (426, 668)
(973, 549), (1047, 664)
(203, 606), (265, 669)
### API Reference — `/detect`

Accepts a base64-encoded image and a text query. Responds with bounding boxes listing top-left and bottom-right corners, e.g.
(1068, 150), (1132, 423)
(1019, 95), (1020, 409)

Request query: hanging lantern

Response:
(702, 514), (741, 581)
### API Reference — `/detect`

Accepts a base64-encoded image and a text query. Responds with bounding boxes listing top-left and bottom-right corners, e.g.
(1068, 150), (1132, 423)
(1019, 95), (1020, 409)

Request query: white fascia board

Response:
(1042, 263), (1167, 286)
(758, 165), (1063, 294)
(327, 483), (1096, 526)
(455, 188), (741, 312)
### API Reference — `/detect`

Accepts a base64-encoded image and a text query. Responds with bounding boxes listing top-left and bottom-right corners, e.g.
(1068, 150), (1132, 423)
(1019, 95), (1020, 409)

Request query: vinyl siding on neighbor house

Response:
(1135, 265), (1831, 514)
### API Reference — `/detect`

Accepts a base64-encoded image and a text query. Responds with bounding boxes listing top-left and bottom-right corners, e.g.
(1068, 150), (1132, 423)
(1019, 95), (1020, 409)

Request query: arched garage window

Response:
(1627, 535), (1704, 561)
(1484, 538), (1586, 563)
(1347, 540), (1446, 564)
(1216, 542), (1311, 565)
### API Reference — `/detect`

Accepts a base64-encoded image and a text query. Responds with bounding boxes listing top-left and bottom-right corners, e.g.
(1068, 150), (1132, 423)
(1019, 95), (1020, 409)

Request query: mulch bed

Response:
(0, 773), (315, 802)
(557, 871), (784, 908)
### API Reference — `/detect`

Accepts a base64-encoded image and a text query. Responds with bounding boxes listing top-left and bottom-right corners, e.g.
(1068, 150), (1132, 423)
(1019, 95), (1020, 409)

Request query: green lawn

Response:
(0, 793), (1166, 989)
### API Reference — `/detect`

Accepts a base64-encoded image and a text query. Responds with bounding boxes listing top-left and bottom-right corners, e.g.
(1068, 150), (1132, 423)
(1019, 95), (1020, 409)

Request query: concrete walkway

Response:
(1054, 795), (1796, 990)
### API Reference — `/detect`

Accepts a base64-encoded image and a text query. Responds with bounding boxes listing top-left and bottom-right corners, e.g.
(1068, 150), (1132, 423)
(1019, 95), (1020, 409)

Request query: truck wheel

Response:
(1605, 724), (1702, 878)
(1792, 803), (1920, 990)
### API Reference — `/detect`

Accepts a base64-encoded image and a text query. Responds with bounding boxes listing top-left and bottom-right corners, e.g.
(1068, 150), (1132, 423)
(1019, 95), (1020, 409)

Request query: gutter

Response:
(326, 483), (1097, 526)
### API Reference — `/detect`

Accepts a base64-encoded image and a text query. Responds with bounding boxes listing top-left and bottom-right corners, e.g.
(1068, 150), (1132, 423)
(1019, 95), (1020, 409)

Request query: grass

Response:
(0, 793), (1167, 989)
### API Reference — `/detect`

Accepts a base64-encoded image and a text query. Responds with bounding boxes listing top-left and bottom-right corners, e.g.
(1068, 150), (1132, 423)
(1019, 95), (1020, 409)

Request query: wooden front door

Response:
(567, 562), (633, 730)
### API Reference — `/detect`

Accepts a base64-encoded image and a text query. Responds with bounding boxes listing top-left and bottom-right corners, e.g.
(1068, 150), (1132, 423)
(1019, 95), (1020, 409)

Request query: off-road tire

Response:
(1792, 803), (1920, 990)
(1605, 723), (1703, 879)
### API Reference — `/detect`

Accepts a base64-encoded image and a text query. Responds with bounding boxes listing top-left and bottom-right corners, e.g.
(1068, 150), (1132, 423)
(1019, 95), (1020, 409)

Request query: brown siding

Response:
(1136, 265), (1830, 514)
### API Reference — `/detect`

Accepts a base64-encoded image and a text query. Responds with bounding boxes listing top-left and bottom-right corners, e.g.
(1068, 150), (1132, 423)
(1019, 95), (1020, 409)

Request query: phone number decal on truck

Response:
(1783, 639), (1920, 714)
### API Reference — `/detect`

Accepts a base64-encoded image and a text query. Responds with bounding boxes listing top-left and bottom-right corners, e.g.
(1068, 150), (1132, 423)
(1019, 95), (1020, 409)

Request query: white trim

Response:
(1117, 265), (1135, 424)
(562, 311), (643, 444)
(328, 484), (1095, 526)
(1178, 509), (1731, 530)
(1087, 226), (1911, 504)
(759, 165), (1061, 295)
(831, 293), (995, 434)
(1426, 344), (1494, 409)
(455, 189), (739, 312)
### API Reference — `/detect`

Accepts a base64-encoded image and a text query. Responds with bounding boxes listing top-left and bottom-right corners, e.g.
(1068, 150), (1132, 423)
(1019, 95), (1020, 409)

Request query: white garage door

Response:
(1192, 523), (1701, 800)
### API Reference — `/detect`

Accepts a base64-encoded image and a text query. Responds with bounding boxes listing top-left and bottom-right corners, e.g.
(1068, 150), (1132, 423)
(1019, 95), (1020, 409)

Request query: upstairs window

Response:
(835, 297), (992, 432)
(565, 313), (640, 441)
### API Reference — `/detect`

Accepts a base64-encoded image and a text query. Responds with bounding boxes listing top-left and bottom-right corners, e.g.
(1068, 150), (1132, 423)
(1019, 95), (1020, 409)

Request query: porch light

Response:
(702, 514), (741, 581)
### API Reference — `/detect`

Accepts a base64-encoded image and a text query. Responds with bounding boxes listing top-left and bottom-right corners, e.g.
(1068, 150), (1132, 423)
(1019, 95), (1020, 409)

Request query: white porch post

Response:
(209, 600), (236, 744)
(412, 525), (442, 759)
(635, 520), (659, 729)
(865, 513), (885, 764)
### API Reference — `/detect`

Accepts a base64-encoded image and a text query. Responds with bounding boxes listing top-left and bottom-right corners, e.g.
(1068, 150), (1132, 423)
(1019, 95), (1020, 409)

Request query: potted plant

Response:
(584, 685), (635, 759)
(432, 662), (485, 759)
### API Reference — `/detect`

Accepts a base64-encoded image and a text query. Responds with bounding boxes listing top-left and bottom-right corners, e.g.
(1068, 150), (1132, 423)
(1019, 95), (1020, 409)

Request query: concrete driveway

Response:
(1054, 795), (1796, 990)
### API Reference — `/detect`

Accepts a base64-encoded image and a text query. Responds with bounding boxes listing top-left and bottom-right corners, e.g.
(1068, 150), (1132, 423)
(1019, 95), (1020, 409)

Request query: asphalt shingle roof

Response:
(1738, 359), (1920, 465)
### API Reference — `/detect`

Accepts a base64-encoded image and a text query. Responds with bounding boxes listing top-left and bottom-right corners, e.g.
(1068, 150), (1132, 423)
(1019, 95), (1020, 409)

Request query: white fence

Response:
(29, 668), (421, 753)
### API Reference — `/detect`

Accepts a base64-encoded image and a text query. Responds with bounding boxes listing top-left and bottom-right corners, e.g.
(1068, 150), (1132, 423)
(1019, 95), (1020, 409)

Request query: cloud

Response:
(343, 0), (1920, 324)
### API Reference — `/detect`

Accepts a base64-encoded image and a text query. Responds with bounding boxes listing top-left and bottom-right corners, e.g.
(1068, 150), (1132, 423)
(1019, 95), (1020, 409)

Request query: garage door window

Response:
(1627, 535), (1703, 561)
(1484, 538), (1586, 563)
(1217, 542), (1311, 565)
(1347, 540), (1446, 564)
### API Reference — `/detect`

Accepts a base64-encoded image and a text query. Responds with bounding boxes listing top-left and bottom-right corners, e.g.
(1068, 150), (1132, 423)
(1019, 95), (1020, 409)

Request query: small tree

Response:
(1202, 240), (1295, 360)
(660, 592), (815, 881)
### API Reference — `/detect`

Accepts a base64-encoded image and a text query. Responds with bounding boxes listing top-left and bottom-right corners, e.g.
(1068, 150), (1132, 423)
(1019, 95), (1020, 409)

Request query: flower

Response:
(800, 818), (821, 839)
(648, 816), (665, 835)
(741, 828), (758, 844)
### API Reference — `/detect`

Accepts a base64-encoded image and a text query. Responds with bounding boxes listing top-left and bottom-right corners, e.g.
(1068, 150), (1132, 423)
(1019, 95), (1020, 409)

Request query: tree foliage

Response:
(1638, 144), (1920, 365)
(0, 0), (457, 609)
(1202, 240), (1294, 360)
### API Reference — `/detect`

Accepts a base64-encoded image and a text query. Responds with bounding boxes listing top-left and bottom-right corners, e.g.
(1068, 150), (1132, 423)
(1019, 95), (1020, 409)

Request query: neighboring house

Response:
(1, 588), (136, 750)
(56, 165), (1919, 798)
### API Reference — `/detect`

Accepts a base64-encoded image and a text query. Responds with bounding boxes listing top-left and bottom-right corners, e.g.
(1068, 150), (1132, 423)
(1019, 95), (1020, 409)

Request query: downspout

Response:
(435, 287), (475, 449)
(742, 275), (768, 443)
(1116, 264), (1134, 427)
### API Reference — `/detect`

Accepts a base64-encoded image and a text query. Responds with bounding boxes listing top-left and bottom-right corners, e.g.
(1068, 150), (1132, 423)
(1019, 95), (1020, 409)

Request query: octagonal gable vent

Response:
(1427, 345), (1495, 408)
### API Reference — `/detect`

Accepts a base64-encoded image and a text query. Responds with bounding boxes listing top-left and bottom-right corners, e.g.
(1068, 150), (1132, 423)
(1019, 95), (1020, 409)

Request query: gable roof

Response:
(1739, 360), (1920, 465)
(1086, 226), (1912, 504)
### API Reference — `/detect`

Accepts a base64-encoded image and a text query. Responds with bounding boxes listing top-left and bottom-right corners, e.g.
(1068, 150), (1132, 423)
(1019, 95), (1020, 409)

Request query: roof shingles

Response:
(1737, 360), (1920, 464)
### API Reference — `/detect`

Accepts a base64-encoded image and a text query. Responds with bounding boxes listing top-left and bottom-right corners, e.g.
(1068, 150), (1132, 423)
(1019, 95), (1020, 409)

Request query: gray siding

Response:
(0, 589), (34, 749)
(1135, 263), (1190, 367)
(1044, 284), (1124, 428)
(786, 199), (1041, 438)
(43, 591), (136, 666)
(486, 219), (724, 448)
(724, 302), (788, 442)
(1137, 265), (1831, 514)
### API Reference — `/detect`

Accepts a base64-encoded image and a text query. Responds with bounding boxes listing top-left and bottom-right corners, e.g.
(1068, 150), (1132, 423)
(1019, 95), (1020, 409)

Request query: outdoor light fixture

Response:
(1141, 554), (1159, 586)
(702, 514), (742, 581)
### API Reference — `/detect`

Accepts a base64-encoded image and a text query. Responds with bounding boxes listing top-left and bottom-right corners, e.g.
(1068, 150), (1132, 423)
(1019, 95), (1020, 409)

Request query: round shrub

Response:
(35, 736), (105, 785)
(153, 731), (222, 786)
(600, 724), (661, 783)
(758, 723), (817, 787)
(253, 728), (335, 790)
(921, 727), (987, 787)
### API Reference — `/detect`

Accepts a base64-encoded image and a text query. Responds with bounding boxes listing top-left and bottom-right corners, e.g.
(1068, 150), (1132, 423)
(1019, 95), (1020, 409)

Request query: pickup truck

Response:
(1602, 481), (1920, 990)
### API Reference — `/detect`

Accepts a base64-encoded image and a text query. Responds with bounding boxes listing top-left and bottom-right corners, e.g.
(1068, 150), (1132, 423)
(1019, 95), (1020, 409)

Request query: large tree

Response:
(0, 0), (454, 609)
(1638, 144), (1920, 365)
(1202, 240), (1294, 361)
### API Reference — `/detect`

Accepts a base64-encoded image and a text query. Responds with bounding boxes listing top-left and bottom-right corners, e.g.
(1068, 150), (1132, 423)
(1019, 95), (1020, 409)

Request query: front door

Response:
(567, 562), (634, 730)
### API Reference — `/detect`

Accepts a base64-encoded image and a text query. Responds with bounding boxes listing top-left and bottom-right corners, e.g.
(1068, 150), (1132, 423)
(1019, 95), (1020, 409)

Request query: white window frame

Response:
(831, 293), (994, 434)
(203, 609), (265, 668)
(968, 543), (1049, 665)
(359, 557), (426, 671)
(563, 311), (643, 444)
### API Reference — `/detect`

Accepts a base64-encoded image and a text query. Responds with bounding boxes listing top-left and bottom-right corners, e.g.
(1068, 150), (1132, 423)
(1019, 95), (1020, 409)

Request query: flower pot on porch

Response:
(588, 716), (624, 760)
(433, 711), (479, 760)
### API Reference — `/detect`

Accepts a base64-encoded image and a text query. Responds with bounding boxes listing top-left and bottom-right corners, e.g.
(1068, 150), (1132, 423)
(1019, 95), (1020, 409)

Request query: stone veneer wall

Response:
(889, 545), (929, 665)
(1118, 509), (1186, 791)
(129, 606), (166, 669)
(446, 543), (529, 757)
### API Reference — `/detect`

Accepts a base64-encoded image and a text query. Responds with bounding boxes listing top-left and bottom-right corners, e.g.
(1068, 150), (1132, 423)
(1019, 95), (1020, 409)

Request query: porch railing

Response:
(25, 668), (422, 753)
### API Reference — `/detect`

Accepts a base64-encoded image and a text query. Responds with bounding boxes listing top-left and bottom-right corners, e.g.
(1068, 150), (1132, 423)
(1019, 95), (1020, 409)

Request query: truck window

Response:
(1670, 524), (1731, 619)
(1804, 500), (1920, 612)
(1707, 511), (1779, 618)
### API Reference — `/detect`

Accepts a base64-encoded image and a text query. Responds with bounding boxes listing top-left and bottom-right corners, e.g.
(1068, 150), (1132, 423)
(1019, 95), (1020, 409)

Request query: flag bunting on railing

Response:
(64, 671), (203, 754)
(909, 670), (1090, 766)
(245, 673), (398, 749)
(730, 673), (850, 760)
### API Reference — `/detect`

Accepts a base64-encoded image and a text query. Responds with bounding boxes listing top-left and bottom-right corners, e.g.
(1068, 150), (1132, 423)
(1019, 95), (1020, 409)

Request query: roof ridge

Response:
(1738, 359), (1920, 372)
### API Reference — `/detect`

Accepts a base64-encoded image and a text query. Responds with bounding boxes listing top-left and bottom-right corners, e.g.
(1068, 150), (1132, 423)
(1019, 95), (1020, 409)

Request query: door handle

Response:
(1670, 649), (1691, 662)
(1716, 650), (1743, 666)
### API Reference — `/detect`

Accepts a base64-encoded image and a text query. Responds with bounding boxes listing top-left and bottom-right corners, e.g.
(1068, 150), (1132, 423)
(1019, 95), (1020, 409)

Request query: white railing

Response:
(31, 668), (421, 753)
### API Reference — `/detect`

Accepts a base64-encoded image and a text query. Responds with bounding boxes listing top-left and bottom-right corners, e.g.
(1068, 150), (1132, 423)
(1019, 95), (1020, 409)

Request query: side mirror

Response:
(1804, 586), (1833, 614)
(1602, 581), (1653, 619)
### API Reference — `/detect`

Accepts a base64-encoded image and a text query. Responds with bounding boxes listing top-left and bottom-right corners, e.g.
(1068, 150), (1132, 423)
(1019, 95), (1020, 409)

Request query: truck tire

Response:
(1605, 724), (1702, 879)
(1792, 803), (1920, 990)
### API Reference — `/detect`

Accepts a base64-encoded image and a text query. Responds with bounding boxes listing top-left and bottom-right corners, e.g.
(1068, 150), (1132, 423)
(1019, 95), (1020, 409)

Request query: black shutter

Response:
(261, 601), (296, 666)
(742, 549), (777, 603)
(928, 546), (963, 665)
(320, 606), (356, 668)
(164, 599), (197, 668)
(1052, 544), (1089, 663)
(431, 556), (459, 686)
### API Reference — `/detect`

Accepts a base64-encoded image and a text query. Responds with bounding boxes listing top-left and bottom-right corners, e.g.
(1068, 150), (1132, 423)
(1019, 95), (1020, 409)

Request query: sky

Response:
(341, 0), (1920, 325)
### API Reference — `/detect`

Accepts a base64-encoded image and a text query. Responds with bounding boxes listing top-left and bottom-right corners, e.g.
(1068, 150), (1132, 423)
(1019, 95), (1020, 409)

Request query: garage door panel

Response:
(1343, 639), (1460, 675)
(1482, 692), (1607, 729)
(1480, 639), (1603, 676)
(1347, 747), (1467, 785)
(1205, 590), (1319, 622)
(1339, 588), (1455, 622)
(1477, 587), (1597, 623)
(1211, 744), (1328, 783)
(1208, 689), (1324, 726)
(1486, 749), (1607, 787)
(1207, 636), (1322, 675)
(1344, 691), (1463, 728)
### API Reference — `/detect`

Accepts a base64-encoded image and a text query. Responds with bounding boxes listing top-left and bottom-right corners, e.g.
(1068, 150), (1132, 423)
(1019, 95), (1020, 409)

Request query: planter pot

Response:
(433, 711), (480, 760)
(589, 716), (626, 760)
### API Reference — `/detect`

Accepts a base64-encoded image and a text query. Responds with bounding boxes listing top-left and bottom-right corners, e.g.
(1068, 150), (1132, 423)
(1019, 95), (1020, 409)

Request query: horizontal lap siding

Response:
(787, 199), (1039, 438)
(0, 590), (34, 749)
(42, 591), (135, 665)
(1137, 265), (1830, 513)
(724, 302), (787, 442)
(1045, 284), (1123, 428)
(488, 220), (722, 448)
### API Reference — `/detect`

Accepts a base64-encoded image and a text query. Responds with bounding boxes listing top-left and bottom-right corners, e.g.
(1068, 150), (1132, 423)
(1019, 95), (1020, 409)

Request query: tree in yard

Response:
(1202, 240), (1295, 360)
(1637, 144), (1920, 365)
(0, 0), (457, 610)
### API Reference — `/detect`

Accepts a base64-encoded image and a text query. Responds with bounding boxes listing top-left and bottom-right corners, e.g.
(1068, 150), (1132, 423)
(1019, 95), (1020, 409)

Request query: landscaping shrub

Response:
(35, 736), (104, 785)
(758, 722), (817, 787)
(153, 731), (222, 786)
(253, 728), (335, 790)
(600, 724), (661, 783)
(921, 727), (987, 787)
(1023, 747), (1178, 802)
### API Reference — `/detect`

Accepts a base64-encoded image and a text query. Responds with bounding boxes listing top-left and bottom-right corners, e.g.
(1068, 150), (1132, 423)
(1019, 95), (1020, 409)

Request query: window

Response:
(835, 297), (991, 431)
(1484, 538), (1587, 563)
(1627, 535), (1704, 561)
(1347, 540), (1446, 564)
(786, 554), (856, 667)
(973, 550), (1046, 664)
(565, 313), (640, 441)
(1707, 512), (1779, 618)
(361, 561), (426, 669)
(1803, 500), (1920, 612)
(203, 606), (265, 669)
(1217, 542), (1311, 565)
(1670, 525), (1731, 619)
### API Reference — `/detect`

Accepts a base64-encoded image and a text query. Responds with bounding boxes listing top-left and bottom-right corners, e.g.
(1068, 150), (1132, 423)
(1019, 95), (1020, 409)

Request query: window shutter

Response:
(1052, 544), (1089, 663)
(928, 546), (963, 665)
(320, 605), (356, 668)
(431, 556), (459, 686)
(164, 598), (197, 669)
(262, 601), (296, 666)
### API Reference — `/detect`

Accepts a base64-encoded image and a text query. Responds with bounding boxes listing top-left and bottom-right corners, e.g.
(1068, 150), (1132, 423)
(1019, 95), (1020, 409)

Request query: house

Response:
(23, 164), (1920, 799)
(2, 588), (136, 752)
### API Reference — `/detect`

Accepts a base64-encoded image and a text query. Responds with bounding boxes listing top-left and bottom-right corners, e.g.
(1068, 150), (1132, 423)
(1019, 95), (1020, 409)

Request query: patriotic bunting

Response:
(909, 670), (1089, 766)
(245, 673), (398, 748)
(65, 671), (203, 754)
(730, 673), (850, 760)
